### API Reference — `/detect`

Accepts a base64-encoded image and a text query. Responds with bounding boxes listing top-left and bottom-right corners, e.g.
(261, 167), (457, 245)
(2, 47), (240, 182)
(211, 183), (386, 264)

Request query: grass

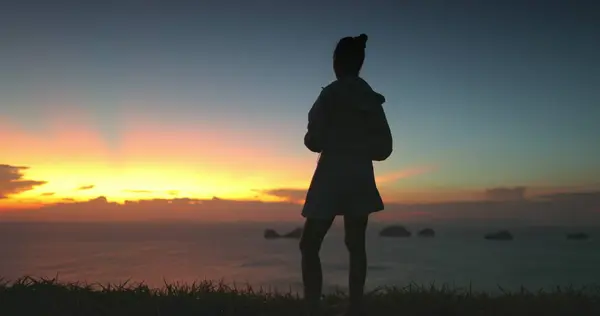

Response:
(1, 277), (600, 316)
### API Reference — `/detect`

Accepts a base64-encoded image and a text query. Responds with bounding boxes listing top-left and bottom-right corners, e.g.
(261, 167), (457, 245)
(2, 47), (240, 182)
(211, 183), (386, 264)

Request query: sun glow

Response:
(0, 104), (315, 208)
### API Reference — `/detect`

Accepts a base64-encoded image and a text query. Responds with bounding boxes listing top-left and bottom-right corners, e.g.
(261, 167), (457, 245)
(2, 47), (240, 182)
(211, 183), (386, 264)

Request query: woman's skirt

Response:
(301, 152), (384, 219)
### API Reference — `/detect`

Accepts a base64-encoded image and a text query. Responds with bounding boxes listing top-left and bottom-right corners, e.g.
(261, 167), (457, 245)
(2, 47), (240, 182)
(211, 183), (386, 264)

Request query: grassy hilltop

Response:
(1, 277), (599, 316)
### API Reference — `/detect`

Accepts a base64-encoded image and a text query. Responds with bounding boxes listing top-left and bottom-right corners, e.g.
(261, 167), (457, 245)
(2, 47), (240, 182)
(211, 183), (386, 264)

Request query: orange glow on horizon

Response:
(1, 104), (315, 207)
(1, 103), (439, 215)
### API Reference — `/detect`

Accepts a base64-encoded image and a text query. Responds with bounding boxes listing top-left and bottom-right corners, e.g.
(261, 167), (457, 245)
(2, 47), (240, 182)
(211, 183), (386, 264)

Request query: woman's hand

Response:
(304, 131), (322, 153)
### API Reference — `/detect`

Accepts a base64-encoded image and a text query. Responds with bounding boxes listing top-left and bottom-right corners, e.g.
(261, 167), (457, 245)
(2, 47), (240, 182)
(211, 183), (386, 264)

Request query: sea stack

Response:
(566, 233), (589, 240)
(484, 230), (513, 240)
(264, 229), (280, 239)
(418, 228), (435, 237)
(282, 227), (303, 239)
(264, 228), (303, 240)
(379, 225), (411, 237)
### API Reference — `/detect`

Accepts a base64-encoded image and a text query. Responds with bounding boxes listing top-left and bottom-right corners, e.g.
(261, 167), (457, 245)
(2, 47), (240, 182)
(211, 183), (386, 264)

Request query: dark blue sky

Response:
(2, 0), (599, 196)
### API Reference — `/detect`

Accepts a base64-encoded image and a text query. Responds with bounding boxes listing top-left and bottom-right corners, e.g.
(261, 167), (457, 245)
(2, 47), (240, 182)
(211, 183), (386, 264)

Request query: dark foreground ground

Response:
(1, 277), (599, 316)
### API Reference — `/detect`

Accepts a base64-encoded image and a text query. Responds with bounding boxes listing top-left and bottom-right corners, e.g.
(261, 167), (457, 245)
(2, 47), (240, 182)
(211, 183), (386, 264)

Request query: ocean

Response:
(0, 222), (598, 294)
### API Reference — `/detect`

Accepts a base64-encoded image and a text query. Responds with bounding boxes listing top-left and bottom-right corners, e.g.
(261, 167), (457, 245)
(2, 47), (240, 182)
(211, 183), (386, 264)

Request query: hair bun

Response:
(355, 33), (368, 48)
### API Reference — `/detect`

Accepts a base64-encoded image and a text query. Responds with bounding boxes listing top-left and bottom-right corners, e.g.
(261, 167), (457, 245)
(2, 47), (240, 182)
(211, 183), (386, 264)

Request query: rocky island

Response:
(566, 232), (589, 240)
(264, 228), (303, 240)
(484, 230), (514, 240)
(379, 225), (411, 237)
(417, 228), (435, 237)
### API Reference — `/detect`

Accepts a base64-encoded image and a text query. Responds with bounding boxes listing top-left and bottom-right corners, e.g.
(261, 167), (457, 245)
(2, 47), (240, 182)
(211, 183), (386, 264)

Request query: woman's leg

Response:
(299, 217), (335, 311)
(343, 214), (369, 310)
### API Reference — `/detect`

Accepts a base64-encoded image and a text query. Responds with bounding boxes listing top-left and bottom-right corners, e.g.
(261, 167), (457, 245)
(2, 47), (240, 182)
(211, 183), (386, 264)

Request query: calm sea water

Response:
(1, 222), (598, 294)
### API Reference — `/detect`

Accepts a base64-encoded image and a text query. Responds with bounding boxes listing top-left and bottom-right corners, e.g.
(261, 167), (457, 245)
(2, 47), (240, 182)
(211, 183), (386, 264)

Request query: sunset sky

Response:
(1, 1), (599, 221)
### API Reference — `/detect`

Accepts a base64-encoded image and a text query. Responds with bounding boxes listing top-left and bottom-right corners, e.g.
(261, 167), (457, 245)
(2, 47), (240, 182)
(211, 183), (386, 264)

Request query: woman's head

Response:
(333, 33), (368, 79)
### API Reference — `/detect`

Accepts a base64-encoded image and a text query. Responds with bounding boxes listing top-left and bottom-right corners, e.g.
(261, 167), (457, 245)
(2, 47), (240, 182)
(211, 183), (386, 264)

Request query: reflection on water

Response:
(1, 222), (599, 294)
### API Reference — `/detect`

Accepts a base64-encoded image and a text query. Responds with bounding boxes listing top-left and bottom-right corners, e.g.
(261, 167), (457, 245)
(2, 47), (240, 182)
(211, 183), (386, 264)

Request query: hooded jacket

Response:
(304, 77), (393, 161)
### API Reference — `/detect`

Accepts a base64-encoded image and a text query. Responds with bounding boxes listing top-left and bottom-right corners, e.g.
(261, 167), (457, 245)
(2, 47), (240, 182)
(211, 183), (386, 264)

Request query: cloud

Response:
(123, 189), (154, 194)
(76, 185), (95, 191)
(259, 166), (435, 203)
(166, 190), (179, 196)
(260, 188), (306, 203)
(1, 188), (599, 225)
(537, 191), (600, 203)
(375, 166), (435, 184)
(0, 195), (301, 222)
(88, 196), (108, 203)
(484, 186), (527, 201)
(0, 164), (47, 199)
(40, 192), (55, 196)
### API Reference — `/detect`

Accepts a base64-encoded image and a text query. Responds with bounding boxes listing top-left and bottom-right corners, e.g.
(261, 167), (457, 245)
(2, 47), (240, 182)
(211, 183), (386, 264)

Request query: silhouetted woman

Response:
(300, 34), (393, 316)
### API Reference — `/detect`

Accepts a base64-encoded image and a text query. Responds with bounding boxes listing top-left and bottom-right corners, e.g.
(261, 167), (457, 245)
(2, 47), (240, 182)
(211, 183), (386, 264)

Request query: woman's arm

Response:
(304, 90), (329, 153)
(370, 104), (393, 161)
